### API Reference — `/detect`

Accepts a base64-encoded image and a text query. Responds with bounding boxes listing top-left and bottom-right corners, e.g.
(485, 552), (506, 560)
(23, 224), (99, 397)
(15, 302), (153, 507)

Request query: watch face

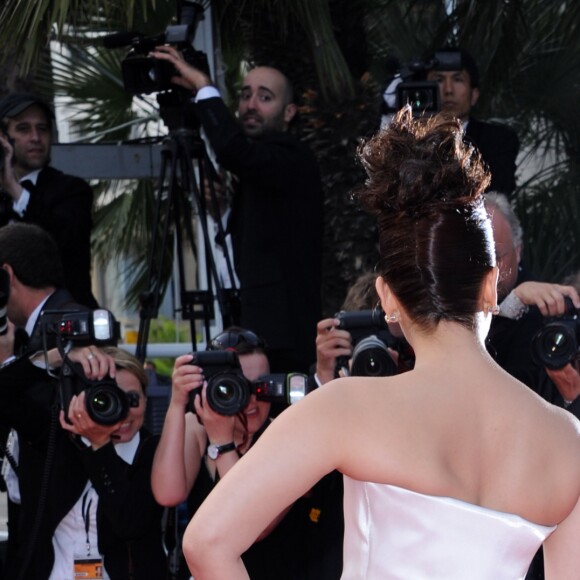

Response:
(207, 444), (219, 460)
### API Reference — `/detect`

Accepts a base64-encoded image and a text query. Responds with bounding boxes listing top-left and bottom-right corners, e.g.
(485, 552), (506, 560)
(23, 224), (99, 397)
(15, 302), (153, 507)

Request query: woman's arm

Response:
(151, 354), (206, 506)
(183, 383), (346, 579)
(543, 491), (580, 578)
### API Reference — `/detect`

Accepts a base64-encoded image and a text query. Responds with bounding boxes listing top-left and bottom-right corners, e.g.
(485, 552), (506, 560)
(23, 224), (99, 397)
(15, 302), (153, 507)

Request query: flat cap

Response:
(0, 92), (55, 120)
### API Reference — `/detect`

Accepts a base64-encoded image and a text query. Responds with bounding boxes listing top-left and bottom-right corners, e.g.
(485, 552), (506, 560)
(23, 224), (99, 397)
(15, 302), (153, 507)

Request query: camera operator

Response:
(0, 92), (98, 308)
(148, 45), (323, 375)
(152, 327), (329, 579)
(425, 48), (519, 197)
(0, 223), (167, 579)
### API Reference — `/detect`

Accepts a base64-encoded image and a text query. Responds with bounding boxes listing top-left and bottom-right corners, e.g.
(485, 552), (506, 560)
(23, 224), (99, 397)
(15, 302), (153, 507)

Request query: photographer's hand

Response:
(0, 321), (15, 364)
(193, 384), (236, 445)
(512, 282), (580, 317)
(0, 133), (24, 203)
(315, 318), (353, 385)
(546, 363), (580, 407)
(149, 45), (212, 93)
(67, 346), (116, 381)
(60, 391), (121, 450)
(171, 354), (204, 409)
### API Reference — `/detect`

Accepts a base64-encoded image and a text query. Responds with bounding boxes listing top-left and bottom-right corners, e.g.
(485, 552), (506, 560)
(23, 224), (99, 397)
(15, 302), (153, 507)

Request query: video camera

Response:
(531, 299), (580, 370)
(40, 309), (137, 426)
(187, 350), (310, 416)
(104, 1), (209, 95)
(382, 50), (462, 117)
(335, 309), (412, 377)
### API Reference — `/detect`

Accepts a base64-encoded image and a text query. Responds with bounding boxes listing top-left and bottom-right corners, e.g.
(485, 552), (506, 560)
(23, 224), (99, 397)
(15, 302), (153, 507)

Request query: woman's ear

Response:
(375, 276), (399, 315)
(481, 267), (499, 311)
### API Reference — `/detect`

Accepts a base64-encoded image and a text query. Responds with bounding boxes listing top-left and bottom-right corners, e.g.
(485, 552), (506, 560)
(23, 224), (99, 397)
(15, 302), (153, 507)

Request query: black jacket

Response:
(195, 97), (323, 373)
(465, 117), (519, 197)
(17, 166), (98, 308)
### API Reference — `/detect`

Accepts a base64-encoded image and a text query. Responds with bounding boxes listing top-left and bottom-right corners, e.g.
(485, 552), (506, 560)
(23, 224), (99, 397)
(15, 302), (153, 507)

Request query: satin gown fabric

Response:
(341, 478), (556, 580)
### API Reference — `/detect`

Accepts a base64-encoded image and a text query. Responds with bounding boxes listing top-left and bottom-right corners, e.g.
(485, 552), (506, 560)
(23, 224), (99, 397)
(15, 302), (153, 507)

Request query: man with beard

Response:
(150, 47), (323, 375)
(0, 93), (97, 308)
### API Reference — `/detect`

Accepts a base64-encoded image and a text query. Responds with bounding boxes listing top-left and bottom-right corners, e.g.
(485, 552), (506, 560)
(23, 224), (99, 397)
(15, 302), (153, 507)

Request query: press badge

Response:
(73, 555), (107, 579)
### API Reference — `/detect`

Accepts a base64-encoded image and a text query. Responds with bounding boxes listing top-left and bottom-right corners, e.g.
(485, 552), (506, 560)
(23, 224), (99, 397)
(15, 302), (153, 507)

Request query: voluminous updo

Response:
(356, 106), (495, 331)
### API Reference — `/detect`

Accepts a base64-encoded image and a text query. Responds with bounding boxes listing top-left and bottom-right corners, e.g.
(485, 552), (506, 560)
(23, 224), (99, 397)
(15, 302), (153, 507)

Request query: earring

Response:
(385, 312), (398, 323)
(485, 304), (500, 316)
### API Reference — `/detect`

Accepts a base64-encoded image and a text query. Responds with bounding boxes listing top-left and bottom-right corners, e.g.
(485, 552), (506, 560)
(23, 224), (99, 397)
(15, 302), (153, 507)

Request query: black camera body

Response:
(188, 350), (309, 415)
(122, 43), (210, 95)
(335, 309), (406, 377)
(112, 1), (209, 95)
(61, 362), (140, 426)
(386, 50), (462, 116)
(531, 299), (580, 370)
(38, 309), (129, 426)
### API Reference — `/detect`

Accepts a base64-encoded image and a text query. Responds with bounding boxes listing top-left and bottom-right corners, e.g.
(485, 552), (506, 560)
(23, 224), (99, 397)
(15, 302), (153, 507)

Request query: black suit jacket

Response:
(196, 97), (323, 372)
(465, 117), (519, 197)
(20, 166), (98, 308)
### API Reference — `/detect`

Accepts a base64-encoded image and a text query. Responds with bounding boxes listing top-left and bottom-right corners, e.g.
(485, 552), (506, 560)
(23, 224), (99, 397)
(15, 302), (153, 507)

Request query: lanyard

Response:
(81, 489), (94, 556)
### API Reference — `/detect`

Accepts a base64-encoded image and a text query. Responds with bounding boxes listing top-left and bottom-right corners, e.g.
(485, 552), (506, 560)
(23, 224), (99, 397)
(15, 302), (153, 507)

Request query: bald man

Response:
(152, 47), (323, 375)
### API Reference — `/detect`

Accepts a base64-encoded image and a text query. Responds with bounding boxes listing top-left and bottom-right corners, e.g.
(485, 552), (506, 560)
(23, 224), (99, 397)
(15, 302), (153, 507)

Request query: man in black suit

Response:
(151, 46), (323, 374)
(427, 49), (520, 197)
(0, 92), (97, 308)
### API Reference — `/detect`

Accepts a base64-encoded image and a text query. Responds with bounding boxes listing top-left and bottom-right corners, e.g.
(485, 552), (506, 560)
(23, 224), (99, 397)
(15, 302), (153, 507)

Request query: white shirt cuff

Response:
(12, 188), (30, 217)
(196, 86), (221, 102)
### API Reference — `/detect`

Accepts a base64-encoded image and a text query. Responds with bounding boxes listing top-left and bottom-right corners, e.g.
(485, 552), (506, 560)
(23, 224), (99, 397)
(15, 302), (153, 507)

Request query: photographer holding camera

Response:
(484, 193), (580, 419)
(0, 223), (167, 579)
(148, 45), (323, 375)
(152, 327), (332, 579)
(315, 272), (413, 386)
(425, 48), (519, 197)
(0, 92), (97, 308)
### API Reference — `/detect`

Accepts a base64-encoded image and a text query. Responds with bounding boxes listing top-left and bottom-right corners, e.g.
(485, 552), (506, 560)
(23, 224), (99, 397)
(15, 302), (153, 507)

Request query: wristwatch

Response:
(207, 441), (237, 460)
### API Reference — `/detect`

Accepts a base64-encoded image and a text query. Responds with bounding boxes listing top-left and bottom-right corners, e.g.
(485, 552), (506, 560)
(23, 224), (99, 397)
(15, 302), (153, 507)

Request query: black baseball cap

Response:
(0, 92), (55, 121)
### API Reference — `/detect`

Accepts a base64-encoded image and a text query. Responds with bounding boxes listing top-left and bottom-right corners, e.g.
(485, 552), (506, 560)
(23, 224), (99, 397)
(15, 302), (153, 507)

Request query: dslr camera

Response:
(335, 309), (410, 377)
(383, 50), (462, 116)
(188, 350), (309, 416)
(40, 309), (137, 426)
(531, 299), (580, 370)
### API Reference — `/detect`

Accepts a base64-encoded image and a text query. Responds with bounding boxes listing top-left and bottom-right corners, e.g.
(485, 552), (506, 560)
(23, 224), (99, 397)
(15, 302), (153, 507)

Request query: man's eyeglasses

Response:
(209, 329), (267, 351)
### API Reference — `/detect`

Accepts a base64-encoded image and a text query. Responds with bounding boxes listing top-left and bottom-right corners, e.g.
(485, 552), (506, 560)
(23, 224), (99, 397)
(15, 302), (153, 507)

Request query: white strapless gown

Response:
(341, 477), (556, 579)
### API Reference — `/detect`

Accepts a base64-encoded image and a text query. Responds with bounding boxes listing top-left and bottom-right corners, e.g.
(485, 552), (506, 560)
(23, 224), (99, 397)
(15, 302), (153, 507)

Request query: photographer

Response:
(0, 223), (167, 579)
(315, 272), (412, 386)
(149, 46), (323, 375)
(0, 92), (97, 308)
(425, 48), (519, 197)
(484, 193), (580, 415)
(152, 327), (328, 579)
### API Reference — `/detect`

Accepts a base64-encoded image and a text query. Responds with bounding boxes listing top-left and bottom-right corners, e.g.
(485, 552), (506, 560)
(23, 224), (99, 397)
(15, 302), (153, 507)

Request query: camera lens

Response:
(531, 322), (578, 370)
(350, 335), (398, 377)
(206, 373), (249, 415)
(85, 382), (129, 425)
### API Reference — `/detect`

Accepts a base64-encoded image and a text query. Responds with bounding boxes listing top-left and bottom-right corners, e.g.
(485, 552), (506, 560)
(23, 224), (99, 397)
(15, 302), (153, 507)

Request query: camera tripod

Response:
(135, 92), (239, 362)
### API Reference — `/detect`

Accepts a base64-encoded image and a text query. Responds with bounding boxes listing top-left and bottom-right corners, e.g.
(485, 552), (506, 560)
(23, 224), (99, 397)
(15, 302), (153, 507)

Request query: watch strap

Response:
(207, 441), (236, 460)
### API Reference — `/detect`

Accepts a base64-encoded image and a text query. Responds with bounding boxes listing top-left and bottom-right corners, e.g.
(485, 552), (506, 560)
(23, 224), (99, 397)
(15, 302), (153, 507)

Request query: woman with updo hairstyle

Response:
(182, 107), (580, 580)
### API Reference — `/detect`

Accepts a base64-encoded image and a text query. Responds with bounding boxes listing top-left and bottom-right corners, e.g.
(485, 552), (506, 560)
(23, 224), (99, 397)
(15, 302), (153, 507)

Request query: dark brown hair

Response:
(356, 106), (494, 331)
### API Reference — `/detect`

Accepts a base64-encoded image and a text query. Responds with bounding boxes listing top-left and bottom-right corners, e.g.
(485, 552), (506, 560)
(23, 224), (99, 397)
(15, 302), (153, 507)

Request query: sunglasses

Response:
(209, 329), (266, 351)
